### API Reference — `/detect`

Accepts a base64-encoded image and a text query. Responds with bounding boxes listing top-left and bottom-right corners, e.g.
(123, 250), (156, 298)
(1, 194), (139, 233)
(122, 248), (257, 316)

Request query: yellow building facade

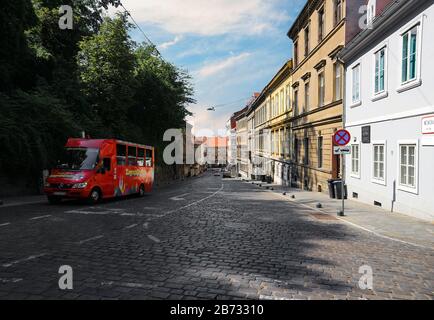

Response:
(250, 60), (293, 184)
(288, 0), (345, 192)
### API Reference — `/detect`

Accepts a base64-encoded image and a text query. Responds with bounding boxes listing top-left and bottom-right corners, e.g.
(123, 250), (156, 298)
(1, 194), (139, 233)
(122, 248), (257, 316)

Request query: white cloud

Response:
(158, 35), (183, 50)
(196, 52), (251, 78)
(113, 0), (288, 36)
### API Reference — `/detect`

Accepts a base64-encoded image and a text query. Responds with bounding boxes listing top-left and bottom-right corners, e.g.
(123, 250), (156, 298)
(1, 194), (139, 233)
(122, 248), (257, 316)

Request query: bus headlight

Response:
(72, 182), (88, 189)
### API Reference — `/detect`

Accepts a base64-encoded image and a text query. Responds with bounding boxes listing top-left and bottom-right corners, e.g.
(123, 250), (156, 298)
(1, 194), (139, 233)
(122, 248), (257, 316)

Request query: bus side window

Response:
(146, 149), (153, 167)
(116, 144), (126, 166)
(137, 148), (145, 167)
(128, 146), (137, 166)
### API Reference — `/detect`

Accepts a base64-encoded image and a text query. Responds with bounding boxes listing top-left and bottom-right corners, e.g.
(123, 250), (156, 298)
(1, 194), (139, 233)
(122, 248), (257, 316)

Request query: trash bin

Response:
(327, 179), (336, 199)
(333, 180), (347, 200)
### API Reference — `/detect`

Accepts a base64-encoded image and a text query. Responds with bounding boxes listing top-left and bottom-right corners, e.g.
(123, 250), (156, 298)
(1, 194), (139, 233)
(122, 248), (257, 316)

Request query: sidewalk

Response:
(241, 179), (434, 250)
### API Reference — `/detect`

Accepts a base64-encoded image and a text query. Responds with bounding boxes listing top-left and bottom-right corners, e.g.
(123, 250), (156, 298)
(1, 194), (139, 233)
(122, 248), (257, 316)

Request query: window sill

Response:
(371, 178), (386, 186)
(371, 91), (388, 102)
(397, 185), (419, 195)
(350, 101), (362, 108)
(350, 173), (361, 179)
(397, 79), (422, 93)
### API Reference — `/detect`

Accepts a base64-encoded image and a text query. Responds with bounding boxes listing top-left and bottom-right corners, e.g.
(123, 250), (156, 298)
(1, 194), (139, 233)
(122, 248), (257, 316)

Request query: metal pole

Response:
(341, 153), (345, 216)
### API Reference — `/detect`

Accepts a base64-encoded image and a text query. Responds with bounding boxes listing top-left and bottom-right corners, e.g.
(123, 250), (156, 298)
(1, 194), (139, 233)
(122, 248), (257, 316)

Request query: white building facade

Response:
(341, 0), (434, 222)
(226, 119), (237, 168)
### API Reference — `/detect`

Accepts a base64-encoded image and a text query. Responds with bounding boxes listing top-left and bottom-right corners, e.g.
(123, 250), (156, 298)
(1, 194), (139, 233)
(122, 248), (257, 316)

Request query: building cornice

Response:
(287, 0), (323, 39)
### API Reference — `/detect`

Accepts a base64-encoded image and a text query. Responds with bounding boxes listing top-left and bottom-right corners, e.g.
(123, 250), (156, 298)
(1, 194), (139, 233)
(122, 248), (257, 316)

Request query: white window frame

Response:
(350, 62), (362, 107)
(318, 71), (325, 107)
(372, 43), (388, 101)
(371, 140), (387, 185)
(397, 140), (419, 194)
(350, 143), (361, 179)
(286, 84), (291, 111)
(334, 62), (342, 101)
(293, 87), (299, 116)
(397, 16), (423, 93)
(304, 81), (310, 112)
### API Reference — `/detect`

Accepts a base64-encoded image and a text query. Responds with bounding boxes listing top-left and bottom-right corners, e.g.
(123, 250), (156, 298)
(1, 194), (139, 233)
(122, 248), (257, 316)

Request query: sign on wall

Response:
(422, 115), (434, 135)
(362, 126), (371, 143)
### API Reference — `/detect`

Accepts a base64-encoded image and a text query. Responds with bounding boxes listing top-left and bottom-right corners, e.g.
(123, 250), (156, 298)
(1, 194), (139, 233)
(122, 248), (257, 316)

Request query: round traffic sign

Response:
(334, 129), (351, 146)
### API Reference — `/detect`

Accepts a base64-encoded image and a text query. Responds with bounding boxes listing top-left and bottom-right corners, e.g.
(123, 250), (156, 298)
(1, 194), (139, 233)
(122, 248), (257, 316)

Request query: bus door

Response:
(93, 143), (115, 198)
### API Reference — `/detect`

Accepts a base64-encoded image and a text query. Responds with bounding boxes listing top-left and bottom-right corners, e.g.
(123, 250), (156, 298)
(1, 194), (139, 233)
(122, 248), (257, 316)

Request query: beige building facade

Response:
(288, 0), (346, 192)
(248, 60), (293, 184)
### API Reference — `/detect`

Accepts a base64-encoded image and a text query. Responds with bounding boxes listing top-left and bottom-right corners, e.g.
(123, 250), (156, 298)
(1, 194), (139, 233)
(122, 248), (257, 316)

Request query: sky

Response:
(109, 0), (306, 137)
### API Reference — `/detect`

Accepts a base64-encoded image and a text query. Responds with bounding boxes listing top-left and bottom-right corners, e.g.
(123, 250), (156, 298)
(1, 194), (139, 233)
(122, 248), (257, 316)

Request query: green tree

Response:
(77, 13), (136, 138)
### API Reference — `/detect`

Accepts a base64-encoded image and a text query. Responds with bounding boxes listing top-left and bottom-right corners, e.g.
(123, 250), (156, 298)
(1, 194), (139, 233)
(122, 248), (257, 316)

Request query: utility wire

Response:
(206, 97), (252, 110)
(118, 1), (163, 59)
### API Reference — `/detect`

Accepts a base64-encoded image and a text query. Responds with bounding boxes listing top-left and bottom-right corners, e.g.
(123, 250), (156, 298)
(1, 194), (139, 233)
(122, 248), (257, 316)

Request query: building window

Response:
(304, 25), (310, 57)
(293, 87), (299, 116)
(351, 144), (360, 177)
(318, 7), (325, 42)
(275, 94), (278, 116)
(401, 25), (418, 84)
(317, 136), (323, 168)
(372, 143), (385, 183)
(294, 138), (299, 164)
(351, 64), (361, 105)
(274, 131), (278, 155)
(280, 89), (284, 114)
(318, 72), (325, 107)
(294, 41), (299, 66)
(304, 82), (310, 112)
(399, 144), (417, 191)
(304, 137), (309, 165)
(374, 47), (386, 94)
(334, 0), (342, 26)
(286, 85), (291, 111)
(334, 63), (342, 101)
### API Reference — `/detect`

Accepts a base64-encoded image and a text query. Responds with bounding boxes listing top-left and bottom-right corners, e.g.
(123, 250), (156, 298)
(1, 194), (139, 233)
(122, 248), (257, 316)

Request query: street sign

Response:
(422, 115), (434, 134)
(333, 146), (351, 155)
(333, 129), (351, 146)
(333, 129), (351, 218)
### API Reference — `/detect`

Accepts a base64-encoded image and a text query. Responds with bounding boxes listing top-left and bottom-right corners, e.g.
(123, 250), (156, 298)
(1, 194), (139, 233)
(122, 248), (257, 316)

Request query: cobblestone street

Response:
(0, 173), (432, 300)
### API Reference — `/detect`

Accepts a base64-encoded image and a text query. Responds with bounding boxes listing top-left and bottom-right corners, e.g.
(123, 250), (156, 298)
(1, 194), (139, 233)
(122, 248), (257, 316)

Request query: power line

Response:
(207, 97), (252, 109)
(118, 1), (164, 59)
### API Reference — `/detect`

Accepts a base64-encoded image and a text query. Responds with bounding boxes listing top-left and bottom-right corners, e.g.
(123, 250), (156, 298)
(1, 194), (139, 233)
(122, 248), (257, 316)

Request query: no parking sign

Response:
(333, 129), (351, 146)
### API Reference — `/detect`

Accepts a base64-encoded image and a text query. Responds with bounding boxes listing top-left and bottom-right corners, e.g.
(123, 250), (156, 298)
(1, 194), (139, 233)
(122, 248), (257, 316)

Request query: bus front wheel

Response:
(88, 188), (101, 204)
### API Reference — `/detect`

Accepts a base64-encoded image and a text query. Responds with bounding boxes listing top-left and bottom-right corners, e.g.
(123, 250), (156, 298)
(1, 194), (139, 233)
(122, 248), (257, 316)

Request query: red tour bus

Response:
(44, 138), (154, 204)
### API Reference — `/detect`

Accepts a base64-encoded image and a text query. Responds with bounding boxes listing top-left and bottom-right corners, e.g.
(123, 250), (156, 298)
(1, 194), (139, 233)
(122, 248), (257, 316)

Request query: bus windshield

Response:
(57, 148), (99, 170)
